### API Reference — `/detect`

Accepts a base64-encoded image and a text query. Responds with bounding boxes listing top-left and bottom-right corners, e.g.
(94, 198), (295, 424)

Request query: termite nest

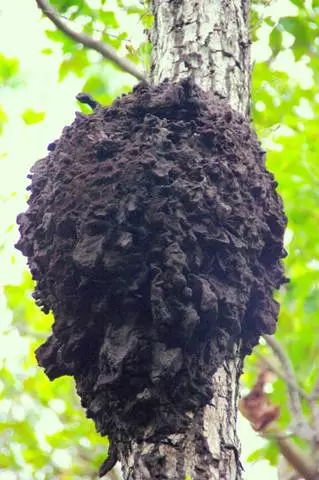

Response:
(16, 78), (287, 462)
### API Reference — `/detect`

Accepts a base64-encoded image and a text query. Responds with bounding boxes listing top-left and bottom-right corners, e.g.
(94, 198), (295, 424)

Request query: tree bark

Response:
(120, 1), (251, 479)
(120, 349), (243, 479)
(151, 0), (251, 116)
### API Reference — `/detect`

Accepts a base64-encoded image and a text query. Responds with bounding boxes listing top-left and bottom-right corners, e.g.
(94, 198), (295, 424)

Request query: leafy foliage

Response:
(21, 109), (46, 125)
(244, 0), (319, 469)
(0, 53), (20, 134)
(43, 0), (151, 87)
(0, 53), (20, 85)
(2, 274), (108, 478)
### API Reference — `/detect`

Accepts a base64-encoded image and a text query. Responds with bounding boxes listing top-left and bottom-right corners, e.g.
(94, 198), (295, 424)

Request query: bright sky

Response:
(0, 0), (311, 478)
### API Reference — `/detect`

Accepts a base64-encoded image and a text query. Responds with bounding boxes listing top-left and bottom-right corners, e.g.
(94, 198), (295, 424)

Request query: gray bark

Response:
(120, 1), (251, 478)
(120, 349), (243, 479)
(151, 0), (251, 115)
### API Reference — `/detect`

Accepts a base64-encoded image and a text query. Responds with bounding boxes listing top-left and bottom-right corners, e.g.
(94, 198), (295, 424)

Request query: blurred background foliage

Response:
(0, 0), (318, 478)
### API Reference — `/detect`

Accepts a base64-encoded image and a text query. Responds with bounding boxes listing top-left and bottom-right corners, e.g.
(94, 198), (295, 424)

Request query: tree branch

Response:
(254, 350), (309, 400)
(35, 0), (146, 82)
(263, 334), (314, 442)
(264, 426), (319, 480)
(309, 377), (319, 448)
(311, 376), (319, 400)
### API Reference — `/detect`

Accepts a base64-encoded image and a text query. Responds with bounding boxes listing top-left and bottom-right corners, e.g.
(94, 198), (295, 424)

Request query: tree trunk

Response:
(119, 351), (243, 479)
(151, 0), (251, 116)
(120, 1), (251, 478)
(16, 1), (287, 479)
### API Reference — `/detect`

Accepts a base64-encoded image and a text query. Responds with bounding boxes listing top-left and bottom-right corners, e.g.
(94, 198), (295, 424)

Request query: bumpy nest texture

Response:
(16, 78), (287, 447)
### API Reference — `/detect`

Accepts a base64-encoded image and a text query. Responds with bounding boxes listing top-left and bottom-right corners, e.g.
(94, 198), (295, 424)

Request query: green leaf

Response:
(102, 31), (128, 50)
(45, 29), (77, 53)
(82, 75), (107, 96)
(289, 0), (303, 6)
(269, 27), (282, 56)
(0, 106), (8, 134)
(45, 28), (67, 43)
(138, 41), (152, 72)
(263, 441), (279, 466)
(126, 6), (145, 15)
(0, 452), (10, 468)
(264, 16), (276, 27)
(80, 75), (113, 106)
(247, 448), (264, 463)
(99, 10), (119, 28)
(0, 53), (19, 84)
(279, 17), (310, 51)
(141, 12), (154, 29)
(59, 50), (89, 81)
(247, 442), (278, 467)
(21, 109), (46, 125)
(41, 48), (53, 55)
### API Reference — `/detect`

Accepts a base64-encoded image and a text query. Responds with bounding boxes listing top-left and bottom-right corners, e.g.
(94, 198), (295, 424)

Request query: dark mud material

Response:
(16, 78), (287, 462)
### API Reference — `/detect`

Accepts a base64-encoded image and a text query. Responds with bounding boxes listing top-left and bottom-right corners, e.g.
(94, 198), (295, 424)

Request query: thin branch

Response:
(309, 376), (319, 445)
(309, 398), (319, 447)
(263, 426), (319, 480)
(310, 376), (319, 400)
(278, 436), (319, 480)
(35, 0), (146, 82)
(254, 350), (309, 400)
(263, 334), (314, 442)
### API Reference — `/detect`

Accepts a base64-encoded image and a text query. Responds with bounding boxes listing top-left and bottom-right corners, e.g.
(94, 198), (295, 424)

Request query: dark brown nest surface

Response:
(16, 78), (287, 449)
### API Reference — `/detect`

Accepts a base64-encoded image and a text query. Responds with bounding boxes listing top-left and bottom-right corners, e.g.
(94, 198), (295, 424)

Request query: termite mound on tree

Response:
(16, 78), (287, 452)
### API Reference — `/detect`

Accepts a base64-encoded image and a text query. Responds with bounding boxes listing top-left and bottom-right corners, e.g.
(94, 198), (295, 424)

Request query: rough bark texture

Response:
(119, 352), (243, 480)
(151, 0), (251, 116)
(133, 0), (253, 478)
